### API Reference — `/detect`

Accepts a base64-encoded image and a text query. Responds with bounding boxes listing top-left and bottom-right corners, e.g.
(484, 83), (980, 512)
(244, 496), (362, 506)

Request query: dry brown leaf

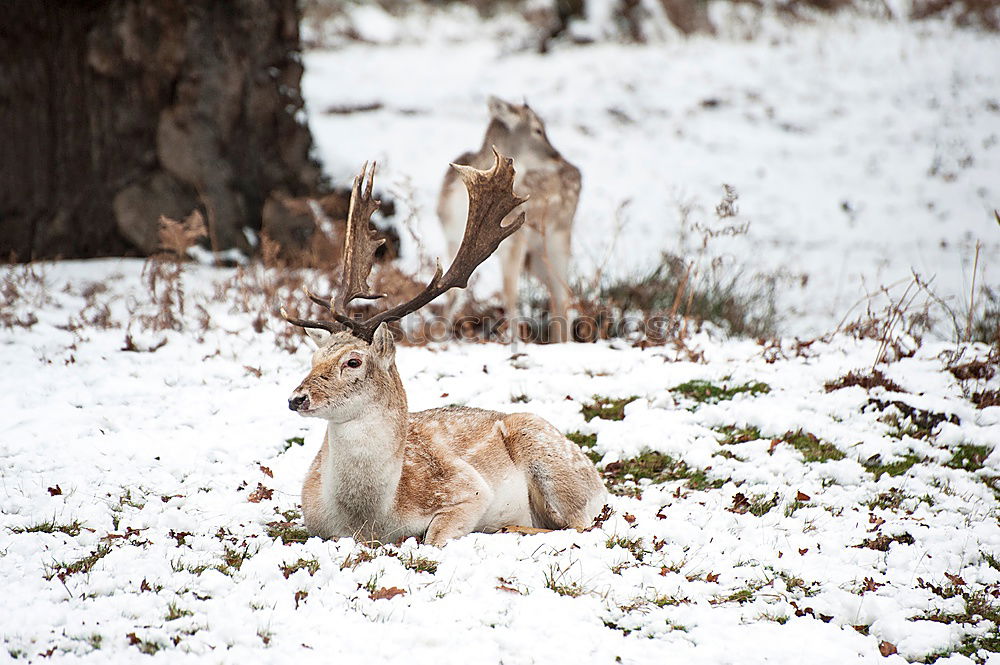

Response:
(944, 572), (966, 586)
(247, 483), (273, 503)
(369, 586), (406, 601)
(879, 641), (897, 657)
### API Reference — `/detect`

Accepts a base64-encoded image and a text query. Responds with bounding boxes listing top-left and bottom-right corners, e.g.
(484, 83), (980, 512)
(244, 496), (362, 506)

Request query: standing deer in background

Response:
(438, 96), (581, 343)
(281, 152), (606, 546)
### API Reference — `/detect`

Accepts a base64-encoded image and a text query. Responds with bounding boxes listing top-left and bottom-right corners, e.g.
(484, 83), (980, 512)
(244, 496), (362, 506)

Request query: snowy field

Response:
(4, 5), (1000, 664)
(302, 7), (1000, 336)
(1, 259), (998, 663)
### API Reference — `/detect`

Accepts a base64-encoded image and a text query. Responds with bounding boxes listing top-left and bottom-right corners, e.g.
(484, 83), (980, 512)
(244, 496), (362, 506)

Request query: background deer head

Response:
(486, 96), (563, 171)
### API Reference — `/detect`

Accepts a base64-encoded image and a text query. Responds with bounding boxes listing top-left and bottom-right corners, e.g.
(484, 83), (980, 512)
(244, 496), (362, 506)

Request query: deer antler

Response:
(282, 149), (526, 342)
(337, 162), (386, 311)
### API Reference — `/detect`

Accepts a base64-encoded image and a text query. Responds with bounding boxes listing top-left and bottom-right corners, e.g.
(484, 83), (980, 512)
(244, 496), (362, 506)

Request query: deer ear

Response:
(488, 96), (519, 129)
(370, 323), (396, 369)
(304, 327), (331, 347)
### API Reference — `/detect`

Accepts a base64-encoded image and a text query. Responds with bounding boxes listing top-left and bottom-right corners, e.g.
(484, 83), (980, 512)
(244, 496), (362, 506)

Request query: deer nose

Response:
(288, 394), (310, 412)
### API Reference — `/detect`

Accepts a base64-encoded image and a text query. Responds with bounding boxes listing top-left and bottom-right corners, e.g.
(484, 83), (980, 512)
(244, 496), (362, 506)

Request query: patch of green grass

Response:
(775, 570), (820, 597)
(748, 493), (779, 517)
(283, 436), (305, 452)
(715, 425), (763, 445)
(342, 546), (380, 570)
(982, 476), (1000, 500)
(712, 580), (765, 605)
(780, 429), (844, 463)
(867, 488), (909, 510)
(869, 399), (958, 441)
(581, 395), (638, 422)
(362, 573), (382, 596)
(44, 544), (112, 581)
(566, 431), (602, 465)
(11, 519), (84, 536)
(280, 558), (320, 579)
(170, 559), (211, 575)
(652, 594), (691, 607)
(400, 553), (438, 575)
(543, 564), (585, 598)
(672, 379), (770, 405)
(601, 451), (725, 493)
(946, 444), (991, 472)
(216, 544), (254, 575)
(606, 535), (647, 562)
(275, 507), (302, 522)
(783, 499), (810, 517)
(915, 577), (1000, 663)
(760, 613), (789, 624)
(982, 551), (1000, 572)
(863, 453), (922, 480)
(265, 520), (311, 545)
(165, 602), (193, 621)
(86, 634), (103, 650)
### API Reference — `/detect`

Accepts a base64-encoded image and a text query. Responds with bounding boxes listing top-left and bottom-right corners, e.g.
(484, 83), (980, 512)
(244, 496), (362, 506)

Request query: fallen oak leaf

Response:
(47, 485), (62, 496)
(729, 492), (750, 514)
(879, 641), (897, 657)
(247, 483), (273, 503)
(260, 465), (273, 478)
(795, 491), (810, 501)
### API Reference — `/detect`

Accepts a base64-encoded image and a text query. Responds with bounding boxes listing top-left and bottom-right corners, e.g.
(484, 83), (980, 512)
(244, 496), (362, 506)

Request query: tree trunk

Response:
(0, 0), (324, 261)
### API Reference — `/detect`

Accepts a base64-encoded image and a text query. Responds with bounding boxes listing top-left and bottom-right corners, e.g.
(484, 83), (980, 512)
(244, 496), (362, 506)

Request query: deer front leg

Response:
(500, 232), (529, 345)
(423, 493), (492, 546)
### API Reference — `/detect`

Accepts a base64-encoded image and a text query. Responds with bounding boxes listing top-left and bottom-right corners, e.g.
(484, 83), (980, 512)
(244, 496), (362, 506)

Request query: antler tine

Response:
(440, 147), (527, 288)
(346, 149), (526, 342)
(304, 287), (333, 310)
(279, 306), (342, 334)
(336, 161), (386, 313)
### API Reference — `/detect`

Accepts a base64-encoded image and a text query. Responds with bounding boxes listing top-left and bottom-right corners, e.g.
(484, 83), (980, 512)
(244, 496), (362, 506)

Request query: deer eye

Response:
(345, 358), (362, 369)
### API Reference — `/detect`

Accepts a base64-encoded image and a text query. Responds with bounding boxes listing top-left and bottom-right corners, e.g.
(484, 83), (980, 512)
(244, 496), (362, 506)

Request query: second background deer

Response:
(438, 96), (580, 343)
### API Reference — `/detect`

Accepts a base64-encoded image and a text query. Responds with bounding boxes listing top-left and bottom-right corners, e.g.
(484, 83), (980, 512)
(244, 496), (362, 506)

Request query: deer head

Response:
(286, 324), (405, 422)
(282, 150), (527, 416)
(485, 96), (563, 171)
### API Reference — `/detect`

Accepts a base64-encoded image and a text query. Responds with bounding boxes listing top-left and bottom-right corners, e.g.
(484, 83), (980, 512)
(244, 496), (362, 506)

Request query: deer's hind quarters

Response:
(283, 156), (606, 546)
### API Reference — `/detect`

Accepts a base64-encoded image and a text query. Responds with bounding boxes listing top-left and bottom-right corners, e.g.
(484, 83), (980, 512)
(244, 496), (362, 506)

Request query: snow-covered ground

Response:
(302, 7), (1000, 336)
(4, 6), (1000, 664)
(1, 260), (998, 663)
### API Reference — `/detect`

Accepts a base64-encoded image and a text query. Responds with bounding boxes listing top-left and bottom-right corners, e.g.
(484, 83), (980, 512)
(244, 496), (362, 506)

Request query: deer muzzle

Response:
(288, 393), (310, 412)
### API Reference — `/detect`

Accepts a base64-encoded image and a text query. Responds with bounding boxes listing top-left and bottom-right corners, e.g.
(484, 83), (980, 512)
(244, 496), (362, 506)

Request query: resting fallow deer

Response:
(438, 96), (581, 343)
(281, 151), (606, 546)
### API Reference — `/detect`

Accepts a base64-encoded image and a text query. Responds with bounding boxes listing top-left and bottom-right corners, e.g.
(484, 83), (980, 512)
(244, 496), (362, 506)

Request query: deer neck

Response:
(478, 120), (511, 161)
(321, 370), (408, 535)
